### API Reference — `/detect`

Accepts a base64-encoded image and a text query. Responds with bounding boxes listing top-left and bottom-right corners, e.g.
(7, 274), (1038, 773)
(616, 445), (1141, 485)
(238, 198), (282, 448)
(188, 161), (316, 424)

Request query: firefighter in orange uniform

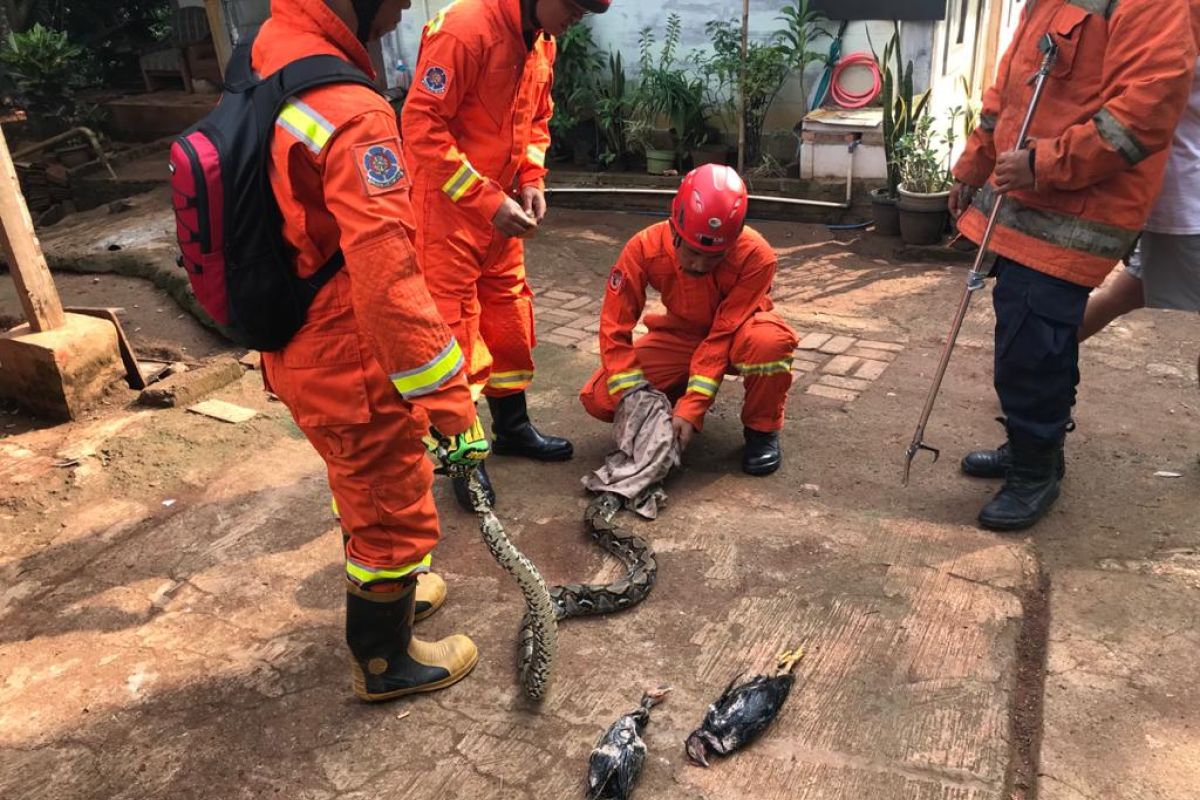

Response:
(949, 0), (1196, 531)
(581, 165), (800, 474)
(255, 0), (486, 702)
(403, 0), (610, 512)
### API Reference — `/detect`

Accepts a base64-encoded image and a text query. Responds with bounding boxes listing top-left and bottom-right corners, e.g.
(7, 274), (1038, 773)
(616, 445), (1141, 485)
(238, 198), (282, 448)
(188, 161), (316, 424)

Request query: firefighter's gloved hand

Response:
(424, 418), (490, 477)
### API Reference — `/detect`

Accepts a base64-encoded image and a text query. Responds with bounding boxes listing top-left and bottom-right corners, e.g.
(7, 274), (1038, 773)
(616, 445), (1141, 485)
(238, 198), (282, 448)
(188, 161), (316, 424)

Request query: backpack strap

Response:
(224, 30), (259, 93)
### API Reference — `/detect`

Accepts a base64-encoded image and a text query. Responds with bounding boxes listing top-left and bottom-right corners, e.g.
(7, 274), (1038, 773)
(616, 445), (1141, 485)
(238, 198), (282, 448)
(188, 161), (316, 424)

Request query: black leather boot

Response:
(345, 579), (478, 702)
(486, 392), (574, 461)
(452, 461), (496, 512)
(962, 442), (1066, 479)
(977, 432), (1064, 532)
(963, 418), (1067, 479)
(742, 427), (782, 476)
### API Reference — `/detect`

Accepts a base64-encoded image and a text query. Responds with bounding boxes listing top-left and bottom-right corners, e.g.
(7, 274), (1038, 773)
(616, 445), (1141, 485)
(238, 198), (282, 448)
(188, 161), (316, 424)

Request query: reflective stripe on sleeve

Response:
(442, 161), (483, 202)
(686, 374), (720, 398)
(606, 369), (646, 395)
(276, 98), (335, 155)
(389, 338), (465, 398)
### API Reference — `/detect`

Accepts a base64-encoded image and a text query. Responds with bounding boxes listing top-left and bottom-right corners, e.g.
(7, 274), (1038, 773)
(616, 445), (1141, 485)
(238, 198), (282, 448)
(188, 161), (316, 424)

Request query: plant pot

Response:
(870, 188), (900, 237)
(897, 186), (951, 245)
(645, 147), (676, 175)
(690, 144), (728, 168)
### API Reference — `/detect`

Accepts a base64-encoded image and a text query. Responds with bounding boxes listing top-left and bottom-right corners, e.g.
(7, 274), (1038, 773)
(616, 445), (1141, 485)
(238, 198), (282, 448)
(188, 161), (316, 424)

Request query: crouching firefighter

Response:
(254, 0), (489, 700)
(580, 164), (800, 474)
(948, 0), (1196, 531)
(402, 0), (611, 512)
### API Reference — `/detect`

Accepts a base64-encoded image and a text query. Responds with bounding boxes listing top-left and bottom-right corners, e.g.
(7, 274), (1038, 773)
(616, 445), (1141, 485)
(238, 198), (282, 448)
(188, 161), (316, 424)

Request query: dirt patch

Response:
(1005, 564), (1052, 800)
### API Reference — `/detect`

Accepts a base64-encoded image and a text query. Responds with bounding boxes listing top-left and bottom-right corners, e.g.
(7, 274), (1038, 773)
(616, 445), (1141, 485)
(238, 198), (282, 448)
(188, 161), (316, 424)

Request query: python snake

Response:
(469, 475), (658, 700)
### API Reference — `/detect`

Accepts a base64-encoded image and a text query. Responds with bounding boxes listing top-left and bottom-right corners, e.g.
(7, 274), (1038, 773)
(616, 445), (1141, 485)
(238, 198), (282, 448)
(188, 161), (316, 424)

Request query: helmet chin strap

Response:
(352, 0), (385, 43)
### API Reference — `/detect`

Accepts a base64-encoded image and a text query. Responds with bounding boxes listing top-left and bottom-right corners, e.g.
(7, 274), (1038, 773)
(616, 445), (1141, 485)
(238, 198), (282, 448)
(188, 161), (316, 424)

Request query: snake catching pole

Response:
(902, 34), (1059, 486)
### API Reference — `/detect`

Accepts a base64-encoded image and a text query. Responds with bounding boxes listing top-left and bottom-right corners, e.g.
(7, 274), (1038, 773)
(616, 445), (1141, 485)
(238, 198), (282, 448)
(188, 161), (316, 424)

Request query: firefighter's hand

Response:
(993, 149), (1035, 194)
(423, 418), (490, 476)
(492, 197), (537, 238)
(520, 185), (547, 223)
(671, 416), (696, 452)
(948, 181), (978, 218)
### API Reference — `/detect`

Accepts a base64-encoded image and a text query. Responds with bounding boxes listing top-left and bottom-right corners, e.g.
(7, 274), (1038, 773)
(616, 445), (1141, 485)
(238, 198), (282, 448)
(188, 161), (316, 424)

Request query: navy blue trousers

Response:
(991, 257), (1090, 444)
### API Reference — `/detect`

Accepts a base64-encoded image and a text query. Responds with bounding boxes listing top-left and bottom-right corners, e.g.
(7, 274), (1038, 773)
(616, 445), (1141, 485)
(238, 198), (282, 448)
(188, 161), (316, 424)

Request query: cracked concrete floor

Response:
(2, 208), (1199, 799)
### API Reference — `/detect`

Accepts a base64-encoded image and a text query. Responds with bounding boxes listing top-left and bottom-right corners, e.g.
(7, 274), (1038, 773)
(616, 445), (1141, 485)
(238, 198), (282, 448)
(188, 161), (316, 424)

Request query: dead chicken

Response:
(684, 648), (804, 767)
(586, 686), (671, 800)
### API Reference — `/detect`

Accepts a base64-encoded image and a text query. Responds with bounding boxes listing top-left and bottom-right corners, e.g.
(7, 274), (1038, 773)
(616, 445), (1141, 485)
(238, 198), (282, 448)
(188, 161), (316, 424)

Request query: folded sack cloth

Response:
(582, 386), (682, 519)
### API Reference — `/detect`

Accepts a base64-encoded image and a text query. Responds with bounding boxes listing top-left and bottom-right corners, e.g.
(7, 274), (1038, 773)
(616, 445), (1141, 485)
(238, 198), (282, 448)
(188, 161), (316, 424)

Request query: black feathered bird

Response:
(586, 686), (671, 800)
(685, 648), (804, 767)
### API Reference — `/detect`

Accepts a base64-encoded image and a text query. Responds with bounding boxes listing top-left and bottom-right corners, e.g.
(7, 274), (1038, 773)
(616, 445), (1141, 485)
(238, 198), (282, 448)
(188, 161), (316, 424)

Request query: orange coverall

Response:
(954, 0), (1198, 288)
(581, 223), (799, 433)
(402, 0), (555, 398)
(254, 0), (474, 586)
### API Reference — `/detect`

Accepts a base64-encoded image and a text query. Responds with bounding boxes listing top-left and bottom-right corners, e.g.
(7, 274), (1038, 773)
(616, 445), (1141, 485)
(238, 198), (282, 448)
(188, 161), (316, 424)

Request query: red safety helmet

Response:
(576, 0), (611, 12)
(670, 164), (748, 254)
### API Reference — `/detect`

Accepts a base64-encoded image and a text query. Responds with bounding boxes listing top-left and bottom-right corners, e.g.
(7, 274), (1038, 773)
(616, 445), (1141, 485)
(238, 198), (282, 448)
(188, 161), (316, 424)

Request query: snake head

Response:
(685, 732), (710, 767)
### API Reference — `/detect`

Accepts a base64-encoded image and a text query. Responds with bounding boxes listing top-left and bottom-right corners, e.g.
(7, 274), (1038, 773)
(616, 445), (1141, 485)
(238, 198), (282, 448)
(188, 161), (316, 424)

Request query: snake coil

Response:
(470, 475), (658, 700)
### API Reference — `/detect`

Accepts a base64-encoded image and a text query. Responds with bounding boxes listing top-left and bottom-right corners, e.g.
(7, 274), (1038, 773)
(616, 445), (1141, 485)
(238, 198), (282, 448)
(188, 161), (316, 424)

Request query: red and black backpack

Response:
(169, 35), (379, 351)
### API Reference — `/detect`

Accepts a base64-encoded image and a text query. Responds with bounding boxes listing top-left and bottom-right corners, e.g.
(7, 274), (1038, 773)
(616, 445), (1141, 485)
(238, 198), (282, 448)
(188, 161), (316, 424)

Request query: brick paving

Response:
(531, 285), (906, 405)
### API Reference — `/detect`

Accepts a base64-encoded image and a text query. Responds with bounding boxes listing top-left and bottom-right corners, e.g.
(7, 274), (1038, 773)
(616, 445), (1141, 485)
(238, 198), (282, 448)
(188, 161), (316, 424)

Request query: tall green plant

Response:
(876, 24), (929, 197)
(775, 0), (830, 112)
(698, 19), (791, 167)
(594, 51), (630, 167)
(632, 15), (708, 159)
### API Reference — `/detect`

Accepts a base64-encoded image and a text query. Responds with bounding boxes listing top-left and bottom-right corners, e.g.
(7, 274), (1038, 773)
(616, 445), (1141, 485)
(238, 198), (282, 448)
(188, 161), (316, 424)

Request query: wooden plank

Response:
(204, 0), (233, 78)
(0, 123), (64, 332)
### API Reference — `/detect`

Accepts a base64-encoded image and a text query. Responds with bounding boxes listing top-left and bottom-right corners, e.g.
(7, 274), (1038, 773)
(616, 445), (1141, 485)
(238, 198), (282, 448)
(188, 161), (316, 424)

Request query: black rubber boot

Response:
(345, 579), (477, 702)
(452, 461), (495, 512)
(486, 392), (574, 461)
(977, 432), (1064, 532)
(742, 427), (782, 476)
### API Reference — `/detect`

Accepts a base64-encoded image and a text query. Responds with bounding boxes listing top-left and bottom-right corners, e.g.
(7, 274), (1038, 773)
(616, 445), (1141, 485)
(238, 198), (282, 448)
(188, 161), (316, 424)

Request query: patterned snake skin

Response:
(469, 475), (658, 701)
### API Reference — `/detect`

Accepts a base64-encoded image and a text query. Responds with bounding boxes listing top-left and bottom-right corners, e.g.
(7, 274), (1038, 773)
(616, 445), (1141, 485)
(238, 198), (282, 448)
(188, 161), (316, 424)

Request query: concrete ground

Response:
(0, 201), (1198, 799)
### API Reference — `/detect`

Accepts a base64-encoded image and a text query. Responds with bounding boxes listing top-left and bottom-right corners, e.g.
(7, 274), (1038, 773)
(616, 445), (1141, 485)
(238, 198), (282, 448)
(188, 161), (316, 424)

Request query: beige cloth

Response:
(582, 386), (682, 519)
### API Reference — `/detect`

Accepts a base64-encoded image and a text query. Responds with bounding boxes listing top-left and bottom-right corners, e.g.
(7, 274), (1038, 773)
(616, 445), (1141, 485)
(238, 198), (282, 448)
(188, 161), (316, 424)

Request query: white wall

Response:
(384, 3), (923, 120)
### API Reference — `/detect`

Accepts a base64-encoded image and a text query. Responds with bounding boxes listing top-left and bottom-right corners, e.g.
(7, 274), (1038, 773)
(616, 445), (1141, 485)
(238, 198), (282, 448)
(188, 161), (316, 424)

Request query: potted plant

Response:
(629, 15), (706, 174)
(595, 51), (633, 170)
(548, 23), (603, 167)
(872, 26), (929, 236)
(895, 109), (961, 245)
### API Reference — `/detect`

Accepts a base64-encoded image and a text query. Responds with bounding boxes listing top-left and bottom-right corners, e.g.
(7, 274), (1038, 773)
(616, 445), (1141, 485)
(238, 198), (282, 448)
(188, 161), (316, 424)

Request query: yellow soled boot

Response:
(414, 572), (447, 622)
(345, 578), (478, 702)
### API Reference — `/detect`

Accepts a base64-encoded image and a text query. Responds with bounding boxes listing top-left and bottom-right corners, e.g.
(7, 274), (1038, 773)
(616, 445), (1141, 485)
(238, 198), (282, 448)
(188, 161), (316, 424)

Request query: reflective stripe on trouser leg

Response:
(731, 311), (800, 432)
(479, 237), (535, 398)
(991, 257), (1089, 443)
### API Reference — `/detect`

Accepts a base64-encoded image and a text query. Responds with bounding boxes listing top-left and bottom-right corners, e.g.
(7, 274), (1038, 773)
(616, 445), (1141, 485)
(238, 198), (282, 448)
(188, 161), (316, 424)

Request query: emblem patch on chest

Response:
(421, 65), (450, 96)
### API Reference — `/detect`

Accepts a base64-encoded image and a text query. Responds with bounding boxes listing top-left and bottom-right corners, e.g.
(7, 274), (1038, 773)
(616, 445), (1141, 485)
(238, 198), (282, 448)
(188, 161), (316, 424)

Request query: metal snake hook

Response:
(901, 34), (1059, 487)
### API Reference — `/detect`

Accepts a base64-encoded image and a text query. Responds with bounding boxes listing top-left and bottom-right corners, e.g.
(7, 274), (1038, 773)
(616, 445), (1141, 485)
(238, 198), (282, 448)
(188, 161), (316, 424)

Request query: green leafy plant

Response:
(896, 106), (962, 194)
(0, 23), (89, 119)
(631, 14), (708, 160)
(775, 0), (830, 112)
(594, 51), (630, 168)
(698, 19), (792, 168)
(549, 22), (604, 159)
(876, 25), (930, 197)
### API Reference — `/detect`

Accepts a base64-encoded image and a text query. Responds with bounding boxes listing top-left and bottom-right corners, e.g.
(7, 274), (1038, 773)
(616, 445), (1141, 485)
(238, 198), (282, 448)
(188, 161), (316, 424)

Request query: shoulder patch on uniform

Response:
(608, 268), (625, 293)
(420, 64), (450, 96)
(352, 138), (409, 197)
